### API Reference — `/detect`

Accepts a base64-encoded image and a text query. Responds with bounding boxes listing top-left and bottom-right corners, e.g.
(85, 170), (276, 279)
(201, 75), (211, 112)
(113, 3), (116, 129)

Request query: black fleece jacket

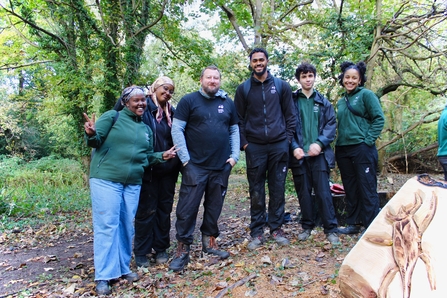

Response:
(234, 72), (296, 148)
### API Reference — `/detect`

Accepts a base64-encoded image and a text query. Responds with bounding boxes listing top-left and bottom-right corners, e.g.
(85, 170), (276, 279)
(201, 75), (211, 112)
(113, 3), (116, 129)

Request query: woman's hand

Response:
(163, 145), (179, 160)
(83, 113), (96, 136)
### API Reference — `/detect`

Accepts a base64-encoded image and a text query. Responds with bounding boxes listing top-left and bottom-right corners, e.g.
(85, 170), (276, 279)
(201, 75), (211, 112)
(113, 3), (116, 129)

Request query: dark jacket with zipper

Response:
(234, 72), (296, 148)
(289, 89), (336, 169)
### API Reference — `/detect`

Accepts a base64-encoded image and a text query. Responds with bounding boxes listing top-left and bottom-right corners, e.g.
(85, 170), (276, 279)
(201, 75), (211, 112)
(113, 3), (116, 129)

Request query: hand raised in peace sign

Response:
(83, 113), (96, 136)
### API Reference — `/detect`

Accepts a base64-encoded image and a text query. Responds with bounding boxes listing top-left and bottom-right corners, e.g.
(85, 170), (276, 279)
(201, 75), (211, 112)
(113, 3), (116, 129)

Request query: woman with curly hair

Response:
(335, 61), (385, 235)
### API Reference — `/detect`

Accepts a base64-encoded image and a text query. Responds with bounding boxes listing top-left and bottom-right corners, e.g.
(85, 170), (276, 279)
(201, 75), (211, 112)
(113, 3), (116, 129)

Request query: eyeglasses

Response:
(161, 85), (175, 95)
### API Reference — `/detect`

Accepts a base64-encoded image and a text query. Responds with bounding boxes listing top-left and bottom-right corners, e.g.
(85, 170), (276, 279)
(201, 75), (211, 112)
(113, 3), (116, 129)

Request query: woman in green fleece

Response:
(335, 61), (385, 235)
(83, 86), (177, 295)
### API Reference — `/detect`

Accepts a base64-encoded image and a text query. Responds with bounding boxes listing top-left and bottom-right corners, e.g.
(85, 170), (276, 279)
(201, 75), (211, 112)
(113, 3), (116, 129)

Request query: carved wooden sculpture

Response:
(339, 175), (445, 298)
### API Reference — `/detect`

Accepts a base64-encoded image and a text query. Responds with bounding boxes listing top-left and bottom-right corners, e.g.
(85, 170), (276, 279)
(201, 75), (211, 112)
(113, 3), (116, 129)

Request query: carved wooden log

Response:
(339, 176), (446, 298)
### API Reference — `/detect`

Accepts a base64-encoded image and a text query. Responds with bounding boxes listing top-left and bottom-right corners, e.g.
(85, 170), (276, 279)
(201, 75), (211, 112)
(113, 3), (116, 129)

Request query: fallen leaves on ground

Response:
(0, 176), (368, 297)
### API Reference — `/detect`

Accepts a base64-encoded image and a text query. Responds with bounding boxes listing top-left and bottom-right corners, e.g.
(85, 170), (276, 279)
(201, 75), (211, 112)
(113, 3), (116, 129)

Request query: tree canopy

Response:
(1, 0), (446, 167)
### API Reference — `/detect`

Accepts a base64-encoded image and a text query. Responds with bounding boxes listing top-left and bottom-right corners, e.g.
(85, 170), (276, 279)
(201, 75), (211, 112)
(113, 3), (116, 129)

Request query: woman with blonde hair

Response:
(115, 77), (181, 267)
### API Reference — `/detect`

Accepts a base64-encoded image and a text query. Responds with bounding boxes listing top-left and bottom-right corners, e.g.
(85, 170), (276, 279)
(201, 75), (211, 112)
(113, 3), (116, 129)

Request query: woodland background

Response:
(0, 1), (446, 296)
(1, 0), (446, 223)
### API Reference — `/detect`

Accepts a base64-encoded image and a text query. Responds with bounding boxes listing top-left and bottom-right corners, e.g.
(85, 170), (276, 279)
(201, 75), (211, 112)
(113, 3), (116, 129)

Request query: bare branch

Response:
(278, 0), (313, 22)
(0, 60), (53, 71)
(378, 109), (442, 151)
(131, 0), (168, 38)
(148, 29), (193, 68)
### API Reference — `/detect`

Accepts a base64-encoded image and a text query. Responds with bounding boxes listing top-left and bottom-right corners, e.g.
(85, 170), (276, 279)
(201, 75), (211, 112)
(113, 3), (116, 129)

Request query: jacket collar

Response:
(251, 70), (272, 84)
(345, 86), (364, 97)
(199, 88), (228, 100)
(122, 106), (143, 122)
(294, 89), (324, 104)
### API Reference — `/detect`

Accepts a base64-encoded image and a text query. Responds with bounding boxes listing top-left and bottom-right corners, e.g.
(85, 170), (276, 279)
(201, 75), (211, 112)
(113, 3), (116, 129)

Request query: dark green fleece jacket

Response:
(85, 107), (163, 185)
(336, 87), (385, 147)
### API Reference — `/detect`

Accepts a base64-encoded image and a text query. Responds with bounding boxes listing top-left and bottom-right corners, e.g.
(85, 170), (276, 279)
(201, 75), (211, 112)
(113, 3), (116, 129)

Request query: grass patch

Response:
(0, 155), (90, 230)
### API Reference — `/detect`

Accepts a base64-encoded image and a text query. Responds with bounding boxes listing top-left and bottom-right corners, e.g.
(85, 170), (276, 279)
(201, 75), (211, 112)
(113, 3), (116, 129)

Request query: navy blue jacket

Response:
(289, 90), (336, 169)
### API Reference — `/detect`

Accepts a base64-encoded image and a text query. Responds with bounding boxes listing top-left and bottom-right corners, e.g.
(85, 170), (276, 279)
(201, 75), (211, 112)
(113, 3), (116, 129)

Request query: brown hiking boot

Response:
(202, 235), (230, 259)
(168, 242), (190, 272)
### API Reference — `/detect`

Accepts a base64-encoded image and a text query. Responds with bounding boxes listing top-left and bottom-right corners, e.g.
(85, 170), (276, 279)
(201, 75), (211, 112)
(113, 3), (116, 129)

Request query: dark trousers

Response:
(133, 170), (179, 256)
(245, 139), (289, 237)
(175, 163), (232, 245)
(438, 156), (447, 181)
(335, 143), (380, 228)
(291, 154), (338, 234)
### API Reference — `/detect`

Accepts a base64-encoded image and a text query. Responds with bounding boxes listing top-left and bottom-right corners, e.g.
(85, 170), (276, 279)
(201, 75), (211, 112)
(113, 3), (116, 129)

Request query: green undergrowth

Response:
(0, 155), (90, 230)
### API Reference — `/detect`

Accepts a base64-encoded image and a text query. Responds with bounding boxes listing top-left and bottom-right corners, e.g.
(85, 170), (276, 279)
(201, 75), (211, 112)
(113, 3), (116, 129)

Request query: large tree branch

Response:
(379, 17), (446, 53)
(131, 0), (167, 38)
(1, 3), (69, 52)
(278, 0), (313, 22)
(220, 5), (250, 52)
(148, 29), (193, 68)
(0, 60), (53, 71)
(385, 142), (438, 164)
(95, 0), (118, 46)
(378, 109), (442, 151)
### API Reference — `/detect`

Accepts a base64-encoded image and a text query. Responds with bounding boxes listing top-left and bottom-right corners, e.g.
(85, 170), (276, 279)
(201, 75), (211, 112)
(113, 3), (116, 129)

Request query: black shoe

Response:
(202, 235), (230, 259)
(155, 251), (169, 264)
(122, 272), (139, 282)
(169, 242), (190, 272)
(96, 280), (111, 295)
(338, 225), (361, 234)
(135, 255), (149, 267)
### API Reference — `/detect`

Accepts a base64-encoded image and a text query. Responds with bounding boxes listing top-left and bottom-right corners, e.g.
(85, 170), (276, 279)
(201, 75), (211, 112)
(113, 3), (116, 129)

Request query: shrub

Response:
(0, 155), (90, 218)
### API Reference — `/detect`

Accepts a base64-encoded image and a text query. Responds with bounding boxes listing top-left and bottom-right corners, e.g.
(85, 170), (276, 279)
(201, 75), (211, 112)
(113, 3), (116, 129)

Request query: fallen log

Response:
(385, 143), (438, 164)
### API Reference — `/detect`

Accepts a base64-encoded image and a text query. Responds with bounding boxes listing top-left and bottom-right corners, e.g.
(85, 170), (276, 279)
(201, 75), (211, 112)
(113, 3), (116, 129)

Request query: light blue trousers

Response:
(90, 178), (140, 281)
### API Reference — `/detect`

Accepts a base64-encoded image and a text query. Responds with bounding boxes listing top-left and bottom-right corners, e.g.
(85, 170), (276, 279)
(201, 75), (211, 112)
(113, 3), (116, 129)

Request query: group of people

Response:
(83, 47), (385, 295)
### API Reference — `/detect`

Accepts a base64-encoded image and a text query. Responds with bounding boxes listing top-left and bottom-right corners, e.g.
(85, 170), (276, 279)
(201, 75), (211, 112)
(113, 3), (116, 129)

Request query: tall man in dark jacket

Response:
(234, 48), (296, 250)
(169, 65), (240, 271)
(290, 62), (339, 245)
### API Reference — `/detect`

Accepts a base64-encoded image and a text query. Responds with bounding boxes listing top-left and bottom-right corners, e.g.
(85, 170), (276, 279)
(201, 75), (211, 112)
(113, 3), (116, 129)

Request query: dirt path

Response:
(0, 173), (420, 297)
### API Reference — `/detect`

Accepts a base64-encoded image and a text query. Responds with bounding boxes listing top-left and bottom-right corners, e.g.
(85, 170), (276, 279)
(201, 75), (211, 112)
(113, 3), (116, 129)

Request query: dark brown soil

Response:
(0, 173), (430, 297)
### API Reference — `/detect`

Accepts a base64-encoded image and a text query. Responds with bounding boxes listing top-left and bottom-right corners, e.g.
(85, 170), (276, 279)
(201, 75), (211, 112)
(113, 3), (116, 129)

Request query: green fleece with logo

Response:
(336, 87), (385, 147)
(85, 107), (164, 185)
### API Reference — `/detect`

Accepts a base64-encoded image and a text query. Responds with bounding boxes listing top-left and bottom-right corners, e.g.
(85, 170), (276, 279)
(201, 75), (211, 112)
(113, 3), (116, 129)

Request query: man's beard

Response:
(203, 85), (219, 96)
(253, 66), (267, 77)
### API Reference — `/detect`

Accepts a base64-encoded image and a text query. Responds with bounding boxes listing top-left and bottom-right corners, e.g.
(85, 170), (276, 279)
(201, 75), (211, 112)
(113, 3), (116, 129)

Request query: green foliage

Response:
(0, 155), (90, 219)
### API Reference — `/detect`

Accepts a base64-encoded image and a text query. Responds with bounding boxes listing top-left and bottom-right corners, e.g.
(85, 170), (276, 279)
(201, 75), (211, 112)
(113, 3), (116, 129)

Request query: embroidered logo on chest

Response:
(218, 105), (224, 113)
(271, 86), (277, 94)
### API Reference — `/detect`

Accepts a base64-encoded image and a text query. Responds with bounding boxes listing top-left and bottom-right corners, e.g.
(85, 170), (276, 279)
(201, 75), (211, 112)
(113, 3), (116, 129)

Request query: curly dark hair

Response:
(249, 47), (269, 60)
(295, 62), (316, 80)
(338, 61), (367, 87)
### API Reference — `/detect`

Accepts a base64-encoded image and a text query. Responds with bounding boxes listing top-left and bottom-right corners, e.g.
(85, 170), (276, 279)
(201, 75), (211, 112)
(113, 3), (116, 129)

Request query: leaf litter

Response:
(0, 173), (416, 297)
